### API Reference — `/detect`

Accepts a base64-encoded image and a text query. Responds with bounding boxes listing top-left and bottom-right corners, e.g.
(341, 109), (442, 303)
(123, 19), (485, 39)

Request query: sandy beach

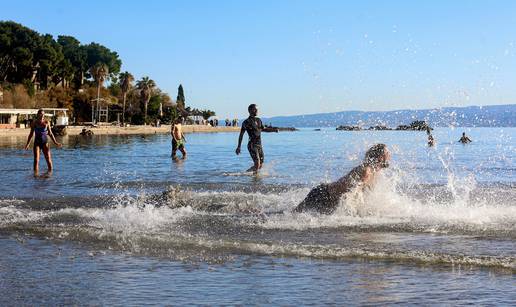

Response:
(0, 125), (240, 138)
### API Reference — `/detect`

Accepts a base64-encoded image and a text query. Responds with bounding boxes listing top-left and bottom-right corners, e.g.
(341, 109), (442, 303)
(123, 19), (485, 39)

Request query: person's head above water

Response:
(36, 109), (45, 120)
(248, 104), (258, 117)
(364, 144), (390, 168)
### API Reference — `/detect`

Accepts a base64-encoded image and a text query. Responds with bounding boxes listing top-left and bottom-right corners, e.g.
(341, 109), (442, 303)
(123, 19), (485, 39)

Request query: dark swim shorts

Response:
(247, 142), (264, 164)
(172, 138), (185, 151)
(294, 184), (340, 215)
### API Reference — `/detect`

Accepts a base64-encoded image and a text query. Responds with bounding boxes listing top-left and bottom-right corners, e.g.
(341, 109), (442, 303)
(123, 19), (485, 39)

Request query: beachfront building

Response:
(0, 108), (69, 129)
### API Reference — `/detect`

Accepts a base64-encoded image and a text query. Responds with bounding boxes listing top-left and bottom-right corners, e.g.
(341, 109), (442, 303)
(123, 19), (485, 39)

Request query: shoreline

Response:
(0, 125), (240, 138)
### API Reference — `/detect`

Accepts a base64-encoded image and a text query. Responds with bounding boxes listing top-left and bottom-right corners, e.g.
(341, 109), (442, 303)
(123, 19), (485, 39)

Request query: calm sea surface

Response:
(0, 127), (514, 305)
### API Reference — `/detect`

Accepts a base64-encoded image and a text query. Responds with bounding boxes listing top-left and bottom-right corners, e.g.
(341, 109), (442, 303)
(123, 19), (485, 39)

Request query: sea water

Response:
(0, 127), (514, 305)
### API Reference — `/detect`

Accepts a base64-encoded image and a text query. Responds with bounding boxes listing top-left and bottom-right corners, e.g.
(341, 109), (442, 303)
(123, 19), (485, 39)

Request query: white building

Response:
(0, 108), (69, 129)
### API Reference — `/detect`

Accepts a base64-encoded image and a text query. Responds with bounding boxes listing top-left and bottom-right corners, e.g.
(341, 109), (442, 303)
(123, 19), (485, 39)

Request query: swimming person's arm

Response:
(235, 123), (245, 155)
(47, 122), (62, 147)
(24, 122), (35, 150)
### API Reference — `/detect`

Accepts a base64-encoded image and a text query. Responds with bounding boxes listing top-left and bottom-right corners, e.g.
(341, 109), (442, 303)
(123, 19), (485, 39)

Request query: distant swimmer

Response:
(458, 132), (472, 144)
(427, 134), (435, 146)
(171, 117), (187, 159)
(294, 144), (390, 214)
(24, 109), (62, 176)
(235, 104), (275, 173)
(426, 127), (435, 147)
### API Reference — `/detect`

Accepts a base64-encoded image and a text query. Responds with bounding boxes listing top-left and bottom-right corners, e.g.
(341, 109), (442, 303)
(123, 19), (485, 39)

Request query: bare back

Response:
(328, 164), (373, 195)
(294, 164), (375, 214)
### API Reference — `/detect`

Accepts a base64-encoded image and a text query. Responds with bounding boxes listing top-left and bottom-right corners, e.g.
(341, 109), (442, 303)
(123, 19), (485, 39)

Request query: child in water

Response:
(294, 144), (391, 214)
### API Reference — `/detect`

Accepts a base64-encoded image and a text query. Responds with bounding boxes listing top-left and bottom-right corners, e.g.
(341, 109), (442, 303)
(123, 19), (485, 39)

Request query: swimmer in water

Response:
(294, 144), (391, 214)
(458, 132), (472, 144)
(24, 109), (62, 176)
(426, 127), (435, 147)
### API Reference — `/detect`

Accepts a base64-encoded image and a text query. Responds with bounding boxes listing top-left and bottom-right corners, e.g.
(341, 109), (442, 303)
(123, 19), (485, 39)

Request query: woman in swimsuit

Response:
(24, 109), (62, 175)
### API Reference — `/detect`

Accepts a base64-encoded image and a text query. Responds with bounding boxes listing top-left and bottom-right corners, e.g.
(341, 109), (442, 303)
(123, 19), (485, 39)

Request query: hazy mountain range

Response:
(262, 104), (515, 128)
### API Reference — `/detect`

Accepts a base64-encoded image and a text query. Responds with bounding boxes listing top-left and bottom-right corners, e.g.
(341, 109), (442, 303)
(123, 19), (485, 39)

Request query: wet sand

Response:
(0, 125), (240, 138)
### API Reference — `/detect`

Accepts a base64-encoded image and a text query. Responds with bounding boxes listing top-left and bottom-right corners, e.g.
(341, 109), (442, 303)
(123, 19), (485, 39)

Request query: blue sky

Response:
(2, 0), (516, 118)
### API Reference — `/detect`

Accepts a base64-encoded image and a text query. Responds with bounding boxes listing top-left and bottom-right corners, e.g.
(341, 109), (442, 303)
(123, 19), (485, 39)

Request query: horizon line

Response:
(263, 103), (515, 118)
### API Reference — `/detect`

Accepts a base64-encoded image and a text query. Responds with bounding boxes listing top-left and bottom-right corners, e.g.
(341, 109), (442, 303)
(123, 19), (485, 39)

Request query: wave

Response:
(0, 204), (513, 271)
(1, 169), (515, 270)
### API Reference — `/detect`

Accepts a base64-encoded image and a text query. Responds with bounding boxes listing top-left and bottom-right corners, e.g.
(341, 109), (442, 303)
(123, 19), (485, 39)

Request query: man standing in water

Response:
(459, 132), (472, 144)
(235, 104), (274, 173)
(171, 117), (187, 159)
(24, 109), (62, 176)
(294, 144), (391, 214)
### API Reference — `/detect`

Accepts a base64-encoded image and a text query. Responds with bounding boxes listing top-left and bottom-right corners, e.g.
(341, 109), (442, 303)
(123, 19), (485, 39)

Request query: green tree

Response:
(136, 76), (156, 124)
(84, 42), (121, 80)
(0, 21), (41, 84)
(34, 34), (64, 89)
(57, 35), (87, 88)
(0, 22), (81, 91)
(176, 84), (185, 110)
(119, 71), (134, 124)
(201, 109), (216, 120)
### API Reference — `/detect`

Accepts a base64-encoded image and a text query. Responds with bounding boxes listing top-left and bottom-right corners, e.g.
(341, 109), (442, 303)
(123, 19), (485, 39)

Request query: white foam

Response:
(260, 169), (516, 232)
(1, 167), (514, 236)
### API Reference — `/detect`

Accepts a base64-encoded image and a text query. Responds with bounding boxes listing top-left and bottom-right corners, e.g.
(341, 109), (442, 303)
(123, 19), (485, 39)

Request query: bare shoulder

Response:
(361, 165), (373, 179)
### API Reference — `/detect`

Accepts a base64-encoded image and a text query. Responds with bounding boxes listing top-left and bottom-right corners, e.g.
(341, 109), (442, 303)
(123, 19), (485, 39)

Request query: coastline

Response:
(0, 125), (240, 138)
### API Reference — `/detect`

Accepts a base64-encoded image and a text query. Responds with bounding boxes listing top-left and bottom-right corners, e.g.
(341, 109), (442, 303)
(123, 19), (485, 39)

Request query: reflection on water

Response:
(0, 128), (514, 304)
(0, 128), (514, 198)
(0, 236), (514, 306)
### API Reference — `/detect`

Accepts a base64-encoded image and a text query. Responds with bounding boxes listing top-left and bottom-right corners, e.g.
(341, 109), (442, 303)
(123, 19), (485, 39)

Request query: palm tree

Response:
(119, 71), (134, 125)
(136, 76), (156, 124)
(201, 109), (216, 120)
(89, 62), (109, 123)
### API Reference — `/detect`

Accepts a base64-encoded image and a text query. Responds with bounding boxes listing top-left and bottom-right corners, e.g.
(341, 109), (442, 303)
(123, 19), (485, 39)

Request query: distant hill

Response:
(262, 104), (516, 128)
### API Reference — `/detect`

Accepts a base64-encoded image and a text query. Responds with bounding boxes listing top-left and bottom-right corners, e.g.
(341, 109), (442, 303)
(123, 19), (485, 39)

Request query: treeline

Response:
(0, 21), (215, 124)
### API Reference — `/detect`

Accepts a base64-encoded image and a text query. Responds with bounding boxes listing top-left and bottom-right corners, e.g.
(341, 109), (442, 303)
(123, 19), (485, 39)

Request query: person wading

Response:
(235, 104), (275, 173)
(171, 117), (187, 159)
(24, 109), (62, 176)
